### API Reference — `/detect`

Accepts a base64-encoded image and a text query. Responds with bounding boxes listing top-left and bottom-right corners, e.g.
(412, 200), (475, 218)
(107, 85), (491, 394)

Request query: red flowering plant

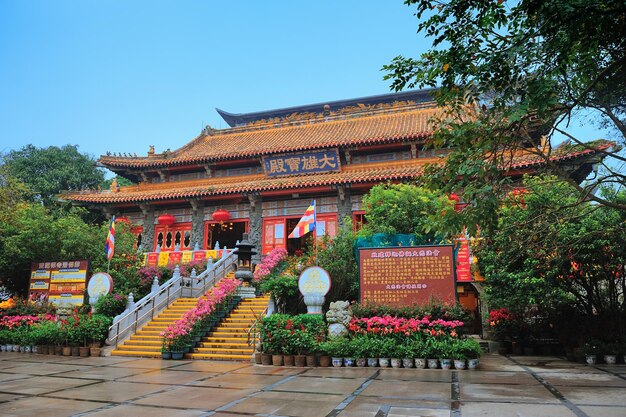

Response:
(488, 308), (516, 340)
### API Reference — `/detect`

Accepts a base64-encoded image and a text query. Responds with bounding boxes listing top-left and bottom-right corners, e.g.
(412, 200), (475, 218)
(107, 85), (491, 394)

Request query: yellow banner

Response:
(51, 269), (88, 283)
(158, 252), (170, 266)
(206, 250), (217, 259)
(181, 251), (193, 264)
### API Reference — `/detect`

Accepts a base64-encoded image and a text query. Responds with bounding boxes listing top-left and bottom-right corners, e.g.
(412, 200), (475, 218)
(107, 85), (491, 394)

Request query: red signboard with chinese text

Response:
(455, 237), (472, 282)
(359, 246), (456, 306)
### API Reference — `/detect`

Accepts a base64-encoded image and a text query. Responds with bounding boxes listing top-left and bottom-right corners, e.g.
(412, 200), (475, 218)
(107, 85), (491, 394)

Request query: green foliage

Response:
(478, 176), (626, 346)
(360, 183), (459, 238)
(1, 144), (104, 208)
(317, 218), (360, 303)
(259, 313), (326, 355)
(94, 293), (127, 318)
(383, 0), (626, 222)
(258, 275), (299, 314)
(351, 301), (471, 325)
(318, 337), (350, 357)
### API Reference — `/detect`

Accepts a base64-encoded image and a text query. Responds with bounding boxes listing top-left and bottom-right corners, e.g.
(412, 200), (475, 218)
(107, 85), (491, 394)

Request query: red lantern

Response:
(157, 214), (176, 226)
(212, 209), (230, 223)
(115, 216), (131, 225)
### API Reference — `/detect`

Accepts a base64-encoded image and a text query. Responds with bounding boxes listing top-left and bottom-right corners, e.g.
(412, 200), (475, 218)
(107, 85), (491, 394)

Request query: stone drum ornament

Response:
(298, 266), (331, 314)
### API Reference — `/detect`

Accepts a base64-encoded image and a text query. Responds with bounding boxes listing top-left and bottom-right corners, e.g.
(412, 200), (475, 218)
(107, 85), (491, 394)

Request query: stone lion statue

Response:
(326, 301), (352, 339)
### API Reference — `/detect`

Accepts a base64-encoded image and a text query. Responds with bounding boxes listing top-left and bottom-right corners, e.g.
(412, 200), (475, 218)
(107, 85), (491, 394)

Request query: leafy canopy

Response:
(383, 0), (626, 221)
(1, 144), (105, 208)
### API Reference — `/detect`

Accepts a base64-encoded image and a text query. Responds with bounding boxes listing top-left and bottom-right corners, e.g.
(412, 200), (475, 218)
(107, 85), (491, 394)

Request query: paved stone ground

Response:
(0, 352), (624, 417)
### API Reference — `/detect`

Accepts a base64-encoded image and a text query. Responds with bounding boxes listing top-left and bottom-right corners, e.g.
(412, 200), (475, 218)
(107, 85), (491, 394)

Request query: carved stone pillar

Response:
(189, 199), (205, 249)
(247, 194), (262, 263)
(140, 204), (155, 253)
(336, 185), (352, 227)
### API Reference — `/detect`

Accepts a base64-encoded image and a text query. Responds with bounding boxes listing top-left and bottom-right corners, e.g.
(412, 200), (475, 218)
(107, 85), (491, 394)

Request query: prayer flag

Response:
(105, 216), (116, 260)
(288, 201), (316, 239)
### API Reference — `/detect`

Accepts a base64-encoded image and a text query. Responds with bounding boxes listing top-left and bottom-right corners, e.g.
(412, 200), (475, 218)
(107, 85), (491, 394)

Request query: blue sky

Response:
(0, 0), (612, 165)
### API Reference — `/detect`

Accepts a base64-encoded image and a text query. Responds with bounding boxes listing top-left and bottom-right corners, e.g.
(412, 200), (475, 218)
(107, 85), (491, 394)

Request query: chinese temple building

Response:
(64, 89), (611, 263)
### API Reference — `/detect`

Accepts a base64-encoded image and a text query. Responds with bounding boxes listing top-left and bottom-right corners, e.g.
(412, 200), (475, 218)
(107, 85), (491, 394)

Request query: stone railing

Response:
(105, 249), (238, 348)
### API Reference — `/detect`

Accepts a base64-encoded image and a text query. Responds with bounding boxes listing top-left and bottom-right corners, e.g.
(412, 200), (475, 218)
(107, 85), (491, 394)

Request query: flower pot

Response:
(71, 346), (80, 356)
(62, 346), (72, 356)
(356, 358), (367, 367)
(90, 347), (101, 357)
(414, 358), (426, 369)
(55, 346), (63, 355)
(427, 358), (439, 369)
(47, 345), (55, 355)
(440, 358), (452, 370)
(402, 358), (414, 368)
(272, 354), (284, 366)
(171, 351), (184, 360)
(604, 355), (617, 365)
(468, 358), (479, 370)
(261, 353), (272, 365)
(343, 357), (355, 367)
(254, 352), (262, 364)
(390, 358), (402, 368)
(454, 359), (466, 370)
(32, 345), (38, 353)
(38, 345), (49, 355)
(585, 355), (597, 365)
(0, 345), (6, 352)
(295, 355), (307, 367)
(13, 345), (20, 352)
(306, 354), (316, 367)
(367, 358), (379, 367)
(283, 355), (295, 366)
(523, 347), (535, 356)
(162, 351), (172, 360)
(319, 355), (331, 367)
(79, 347), (90, 357)
(378, 358), (390, 368)
(331, 357), (343, 367)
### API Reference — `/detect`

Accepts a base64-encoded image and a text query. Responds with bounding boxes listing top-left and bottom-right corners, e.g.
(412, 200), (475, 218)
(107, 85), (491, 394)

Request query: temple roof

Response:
(216, 89), (436, 127)
(64, 140), (613, 206)
(99, 104), (438, 170)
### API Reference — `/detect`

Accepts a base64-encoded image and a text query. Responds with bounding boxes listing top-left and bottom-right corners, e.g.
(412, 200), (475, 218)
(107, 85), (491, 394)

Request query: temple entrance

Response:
(457, 283), (482, 334)
(205, 220), (248, 250)
(286, 217), (314, 256)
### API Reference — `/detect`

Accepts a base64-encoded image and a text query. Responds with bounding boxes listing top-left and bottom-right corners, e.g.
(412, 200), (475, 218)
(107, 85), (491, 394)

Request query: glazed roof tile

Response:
(99, 106), (438, 169)
(66, 140), (613, 206)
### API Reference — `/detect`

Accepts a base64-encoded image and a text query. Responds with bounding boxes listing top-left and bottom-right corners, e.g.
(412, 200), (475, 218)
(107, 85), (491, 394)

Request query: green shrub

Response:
(94, 293), (127, 317)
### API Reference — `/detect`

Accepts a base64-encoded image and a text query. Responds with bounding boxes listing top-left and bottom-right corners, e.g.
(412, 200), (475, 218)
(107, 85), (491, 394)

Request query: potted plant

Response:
(319, 338), (347, 367)
(350, 337), (367, 367)
(450, 339), (467, 370)
(603, 341), (619, 365)
(437, 339), (453, 370)
(423, 338), (439, 369)
(377, 338), (395, 368)
(463, 339), (483, 370)
(389, 343), (403, 368)
(583, 340), (601, 365)
(412, 338), (427, 369)
(396, 342), (415, 369)
(86, 314), (112, 357)
(364, 336), (381, 367)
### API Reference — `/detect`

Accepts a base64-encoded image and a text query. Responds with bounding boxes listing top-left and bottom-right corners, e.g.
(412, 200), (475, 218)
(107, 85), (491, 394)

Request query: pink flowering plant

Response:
(348, 315), (463, 339)
(0, 314), (56, 330)
(253, 247), (288, 282)
(161, 276), (240, 352)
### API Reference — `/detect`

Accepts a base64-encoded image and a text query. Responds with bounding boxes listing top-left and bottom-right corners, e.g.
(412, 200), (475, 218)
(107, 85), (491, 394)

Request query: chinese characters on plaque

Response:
(262, 149), (341, 177)
(359, 246), (456, 306)
(29, 260), (89, 307)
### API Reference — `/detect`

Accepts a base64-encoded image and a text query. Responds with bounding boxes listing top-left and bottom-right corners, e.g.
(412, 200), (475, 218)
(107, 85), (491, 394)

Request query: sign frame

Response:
(358, 244), (458, 306)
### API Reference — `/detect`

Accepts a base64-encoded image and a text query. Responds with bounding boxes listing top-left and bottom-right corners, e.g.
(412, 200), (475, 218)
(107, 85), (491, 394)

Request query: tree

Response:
(383, 0), (626, 228)
(1, 144), (105, 208)
(360, 183), (460, 239)
(476, 176), (626, 347)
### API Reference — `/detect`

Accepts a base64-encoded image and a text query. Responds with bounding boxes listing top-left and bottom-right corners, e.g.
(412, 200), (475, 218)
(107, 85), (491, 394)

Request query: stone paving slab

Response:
(0, 396), (103, 417)
(0, 352), (624, 416)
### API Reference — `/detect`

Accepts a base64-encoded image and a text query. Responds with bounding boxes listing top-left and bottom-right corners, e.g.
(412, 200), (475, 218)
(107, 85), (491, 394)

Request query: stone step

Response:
(193, 347), (253, 355)
(187, 353), (251, 360)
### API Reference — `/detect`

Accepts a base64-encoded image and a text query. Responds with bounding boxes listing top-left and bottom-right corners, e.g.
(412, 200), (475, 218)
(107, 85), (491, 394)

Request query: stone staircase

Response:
(111, 297), (199, 357)
(188, 295), (270, 360)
